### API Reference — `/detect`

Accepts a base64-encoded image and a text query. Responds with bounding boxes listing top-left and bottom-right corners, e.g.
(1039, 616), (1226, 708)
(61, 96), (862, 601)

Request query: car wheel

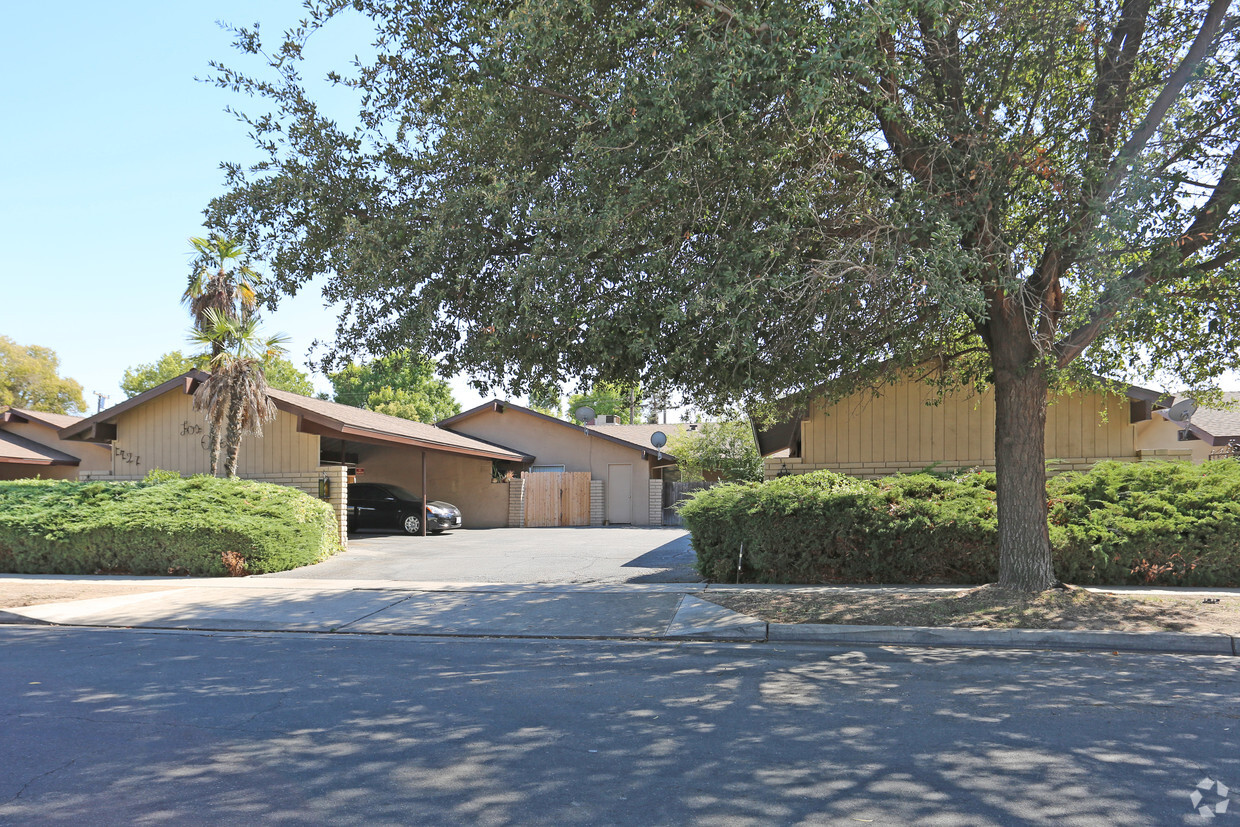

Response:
(402, 514), (422, 535)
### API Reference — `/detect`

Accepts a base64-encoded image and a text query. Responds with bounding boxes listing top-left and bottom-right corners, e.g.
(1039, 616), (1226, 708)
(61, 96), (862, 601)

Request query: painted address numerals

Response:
(114, 446), (140, 466)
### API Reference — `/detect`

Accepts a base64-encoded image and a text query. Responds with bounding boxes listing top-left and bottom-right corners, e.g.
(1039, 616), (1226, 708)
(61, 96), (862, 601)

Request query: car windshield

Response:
(378, 484), (421, 502)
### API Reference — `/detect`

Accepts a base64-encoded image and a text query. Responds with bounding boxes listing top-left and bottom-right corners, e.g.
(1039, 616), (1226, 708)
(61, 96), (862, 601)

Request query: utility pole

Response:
(93, 392), (109, 412)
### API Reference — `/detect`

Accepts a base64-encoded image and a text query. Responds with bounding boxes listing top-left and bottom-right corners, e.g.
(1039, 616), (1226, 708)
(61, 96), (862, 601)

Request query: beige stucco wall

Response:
(446, 409), (658, 525)
(102, 387), (319, 478)
(2, 420), (113, 474)
(1133, 416), (1216, 462)
(352, 442), (511, 529)
(775, 379), (1140, 480)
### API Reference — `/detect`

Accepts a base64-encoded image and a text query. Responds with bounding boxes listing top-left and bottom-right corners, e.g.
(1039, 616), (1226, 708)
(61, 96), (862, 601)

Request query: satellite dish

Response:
(574, 406), (595, 423)
(650, 431), (667, 449)
(1166, 398), (1197, 422)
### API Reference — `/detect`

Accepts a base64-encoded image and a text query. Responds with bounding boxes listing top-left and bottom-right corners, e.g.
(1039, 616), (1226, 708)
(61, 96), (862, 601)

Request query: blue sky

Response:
(0, 2), (498, 412)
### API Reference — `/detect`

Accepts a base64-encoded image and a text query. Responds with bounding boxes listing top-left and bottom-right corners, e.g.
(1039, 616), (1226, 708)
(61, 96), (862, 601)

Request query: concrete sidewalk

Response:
(1, 578), (1235, 655)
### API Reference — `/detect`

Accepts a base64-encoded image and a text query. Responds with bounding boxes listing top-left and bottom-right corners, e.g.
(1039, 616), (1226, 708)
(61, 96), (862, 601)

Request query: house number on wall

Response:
(114, 446), (140, 466)
(180, 421), (203, 436)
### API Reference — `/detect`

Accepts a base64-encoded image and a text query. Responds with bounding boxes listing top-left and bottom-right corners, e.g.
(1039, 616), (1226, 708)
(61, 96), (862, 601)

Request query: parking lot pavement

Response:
(262, 527), (703, 585)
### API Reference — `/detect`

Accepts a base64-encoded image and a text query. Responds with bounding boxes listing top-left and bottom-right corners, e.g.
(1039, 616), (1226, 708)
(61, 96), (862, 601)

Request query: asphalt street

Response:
(2, 627), (1237, 825)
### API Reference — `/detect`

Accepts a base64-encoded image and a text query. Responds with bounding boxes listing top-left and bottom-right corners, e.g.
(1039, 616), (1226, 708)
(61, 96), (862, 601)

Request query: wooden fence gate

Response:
(523, 471), (592, 527)
(663, 480), (712, 526)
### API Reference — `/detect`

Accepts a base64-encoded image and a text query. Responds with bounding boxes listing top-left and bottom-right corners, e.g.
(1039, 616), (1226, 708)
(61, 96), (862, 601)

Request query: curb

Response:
(765, 622), (1238, 656)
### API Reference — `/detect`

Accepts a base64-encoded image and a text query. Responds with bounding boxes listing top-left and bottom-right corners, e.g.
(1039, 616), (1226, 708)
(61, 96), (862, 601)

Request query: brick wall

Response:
(507, 477), (525, 527)
(590, 480), (605, 526)
(764, 454), (1151, 481)
(647, 479), (662, 526)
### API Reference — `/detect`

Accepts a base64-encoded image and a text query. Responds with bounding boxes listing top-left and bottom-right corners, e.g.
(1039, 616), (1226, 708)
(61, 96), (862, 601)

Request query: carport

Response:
(269, 390), (533, 534)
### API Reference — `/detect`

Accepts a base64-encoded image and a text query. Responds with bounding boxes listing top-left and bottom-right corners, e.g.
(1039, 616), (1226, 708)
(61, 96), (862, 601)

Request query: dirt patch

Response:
(0, 581), (196, 610)
(702, 584), (1240, 636)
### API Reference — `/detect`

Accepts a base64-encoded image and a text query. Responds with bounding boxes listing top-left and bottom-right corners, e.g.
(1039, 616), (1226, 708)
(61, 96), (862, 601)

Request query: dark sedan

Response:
(347, 482), (463, 535)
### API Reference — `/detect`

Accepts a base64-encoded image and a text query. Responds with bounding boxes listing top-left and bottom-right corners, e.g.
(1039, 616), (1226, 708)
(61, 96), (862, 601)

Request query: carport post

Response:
(421, 450), (427, 537)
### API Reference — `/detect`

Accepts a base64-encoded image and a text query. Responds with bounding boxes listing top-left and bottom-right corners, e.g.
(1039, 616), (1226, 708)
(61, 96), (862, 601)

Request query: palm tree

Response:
(189, 310), (288, 478)
(182, 235), (261, 471)
(182, 234), (261, 356)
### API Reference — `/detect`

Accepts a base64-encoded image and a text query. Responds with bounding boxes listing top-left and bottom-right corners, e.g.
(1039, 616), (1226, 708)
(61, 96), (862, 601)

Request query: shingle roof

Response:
(587, 422), (689, 454)
(438, 400), (681, 460)
(0, 429), (80, 465)
(58, 371), (531, 462)
(1157, 393), (1240, 445)
(1, 407), (84, 430)
(265, 388), (532, 461)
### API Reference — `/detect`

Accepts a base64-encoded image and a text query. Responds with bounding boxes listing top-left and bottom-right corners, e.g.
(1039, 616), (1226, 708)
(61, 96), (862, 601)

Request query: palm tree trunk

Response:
(222, 373), (245, 478)
(206, 421), (222, 476)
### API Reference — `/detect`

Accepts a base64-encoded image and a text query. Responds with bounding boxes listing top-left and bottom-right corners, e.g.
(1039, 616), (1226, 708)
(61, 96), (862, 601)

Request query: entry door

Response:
(606, 464), (632, 525)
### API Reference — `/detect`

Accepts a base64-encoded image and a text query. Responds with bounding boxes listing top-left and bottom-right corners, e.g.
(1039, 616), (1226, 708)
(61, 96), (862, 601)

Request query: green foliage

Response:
(121, 351), (205, 397)
(208, 2), (1240, 404)
(120, 350), (313, 398)
(0, 336), (86, 414)
(1047, 461), (1240, 588)
(567, 382), (642, 424)
(667, 421), (763, 482)
(329, 351), (459, 422)
(0, 476), (341, 576)
(682, 462), (1240, 587)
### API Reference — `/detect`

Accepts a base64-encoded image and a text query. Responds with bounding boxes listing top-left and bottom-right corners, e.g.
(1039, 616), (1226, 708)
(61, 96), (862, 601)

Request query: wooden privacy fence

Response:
(523, 471), (592, 527)
(663, 480), (712, 526)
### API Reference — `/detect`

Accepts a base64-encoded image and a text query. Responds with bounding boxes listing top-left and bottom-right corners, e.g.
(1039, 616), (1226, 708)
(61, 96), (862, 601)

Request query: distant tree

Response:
(0, 337), (86, 414)
(667, 421), (763, 483)
(329, 351), (460, 422)
(121, 350), (315, 398)
(567, 382), (642, 424)
(189, 311), (288, 477)
(527, 380), (563, 417)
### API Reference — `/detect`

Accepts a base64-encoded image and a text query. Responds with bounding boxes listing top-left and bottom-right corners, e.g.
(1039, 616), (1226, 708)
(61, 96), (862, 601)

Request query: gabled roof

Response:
(1155, 393), (1240, 446)
(1, 407), (85, 430)
(59, 371), (531, 462)
(438, 400), (679, 460)
(0, 429), (80, 466)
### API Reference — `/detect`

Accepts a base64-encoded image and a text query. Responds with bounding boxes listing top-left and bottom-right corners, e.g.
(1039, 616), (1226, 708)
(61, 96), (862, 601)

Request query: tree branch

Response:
(1030, 0), (1229, 343)
(1055, 141), (1240, 366)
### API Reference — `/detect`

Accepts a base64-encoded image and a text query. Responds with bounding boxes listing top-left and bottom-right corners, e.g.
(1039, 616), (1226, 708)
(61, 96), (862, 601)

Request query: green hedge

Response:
(0, 476), (343, 576)
(681, 461), (1240, 587)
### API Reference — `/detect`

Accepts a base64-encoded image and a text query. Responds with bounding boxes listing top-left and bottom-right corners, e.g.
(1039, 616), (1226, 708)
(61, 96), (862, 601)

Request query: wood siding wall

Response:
(109, 388), (319, 477)
(793, 379), (1136, 477)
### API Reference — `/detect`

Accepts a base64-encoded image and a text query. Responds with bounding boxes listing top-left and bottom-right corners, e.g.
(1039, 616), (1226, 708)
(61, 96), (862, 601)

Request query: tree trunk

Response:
(222, 378), (244, 479)
(992, 358), (1057, 593)
(206, 421), (222, 477)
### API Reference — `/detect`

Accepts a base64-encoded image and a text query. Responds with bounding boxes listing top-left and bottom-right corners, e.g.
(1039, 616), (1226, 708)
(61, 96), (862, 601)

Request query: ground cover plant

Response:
(681, 460), (1240, 588)
(0, 475), (341, 576)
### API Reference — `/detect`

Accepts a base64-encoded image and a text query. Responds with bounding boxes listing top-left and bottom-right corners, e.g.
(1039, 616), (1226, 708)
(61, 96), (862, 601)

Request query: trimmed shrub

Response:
(681, 461), (1240, 587)
(680, 470), (998, 584)
(1047, 460), (1240, 587)
(0, 476), (342, 576)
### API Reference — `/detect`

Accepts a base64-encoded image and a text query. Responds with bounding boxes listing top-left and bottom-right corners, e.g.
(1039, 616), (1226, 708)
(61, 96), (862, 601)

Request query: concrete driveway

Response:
(264, 527), (702, 585)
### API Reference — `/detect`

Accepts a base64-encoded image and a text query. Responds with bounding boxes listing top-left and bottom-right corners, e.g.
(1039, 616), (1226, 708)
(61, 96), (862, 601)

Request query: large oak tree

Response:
(209, 0), (1240, 591)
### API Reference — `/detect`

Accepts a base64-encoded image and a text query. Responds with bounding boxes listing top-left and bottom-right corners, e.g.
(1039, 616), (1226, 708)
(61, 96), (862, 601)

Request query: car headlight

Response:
(427, 505), (454, 518)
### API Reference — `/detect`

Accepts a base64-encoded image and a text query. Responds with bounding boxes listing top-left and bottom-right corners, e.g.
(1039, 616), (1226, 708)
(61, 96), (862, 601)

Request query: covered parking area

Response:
(275, 390), (534, 534)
